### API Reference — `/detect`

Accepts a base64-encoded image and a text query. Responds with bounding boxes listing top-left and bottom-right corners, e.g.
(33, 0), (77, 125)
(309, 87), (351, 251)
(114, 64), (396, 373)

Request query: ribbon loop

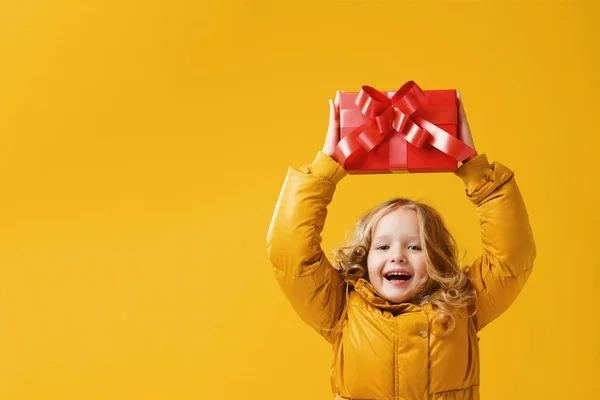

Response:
(356, 86), (391, 119)
(390, 81), (429, 115)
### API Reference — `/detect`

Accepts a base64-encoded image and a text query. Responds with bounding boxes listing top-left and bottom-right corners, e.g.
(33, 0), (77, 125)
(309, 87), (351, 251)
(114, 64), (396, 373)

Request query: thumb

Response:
(323, 98), (340, 156)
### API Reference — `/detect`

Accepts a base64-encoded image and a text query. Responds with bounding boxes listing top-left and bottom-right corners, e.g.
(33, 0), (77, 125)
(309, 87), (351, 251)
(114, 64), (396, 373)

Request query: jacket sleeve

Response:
(455, 154), (537, 332)
(266, 151), (347, 342)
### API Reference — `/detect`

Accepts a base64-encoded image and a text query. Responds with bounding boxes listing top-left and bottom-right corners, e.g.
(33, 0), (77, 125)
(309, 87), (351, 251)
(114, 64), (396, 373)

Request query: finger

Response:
(457, 91), (470, 131)
(329, 99), (335, 120)
(329, 99), (339, 128)
(457, 91), (467, 122)
(456, 91), (475, 151)
(456, 91), (464, 138)
(328, 99), (340, 141)
(323, 99), (339, 156)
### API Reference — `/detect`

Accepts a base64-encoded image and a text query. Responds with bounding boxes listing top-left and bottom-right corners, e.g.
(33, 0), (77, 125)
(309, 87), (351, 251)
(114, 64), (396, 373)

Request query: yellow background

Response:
(1, 0), (598, 398)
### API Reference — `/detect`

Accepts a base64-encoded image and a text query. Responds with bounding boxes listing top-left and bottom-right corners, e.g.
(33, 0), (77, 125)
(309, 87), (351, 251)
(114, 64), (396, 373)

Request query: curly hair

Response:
(332, 198), (477, 335)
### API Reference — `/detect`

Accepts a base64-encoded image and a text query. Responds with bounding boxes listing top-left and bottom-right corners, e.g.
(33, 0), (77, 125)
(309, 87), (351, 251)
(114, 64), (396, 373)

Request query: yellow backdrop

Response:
(1, 0), (598, 399)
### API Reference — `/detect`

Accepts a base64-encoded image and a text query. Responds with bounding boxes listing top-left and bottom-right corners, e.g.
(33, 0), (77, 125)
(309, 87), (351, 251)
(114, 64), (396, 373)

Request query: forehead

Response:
(372, 207), (420, 237)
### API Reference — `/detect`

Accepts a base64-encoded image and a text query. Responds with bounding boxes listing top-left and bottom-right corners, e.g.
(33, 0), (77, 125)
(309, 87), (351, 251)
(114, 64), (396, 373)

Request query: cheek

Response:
(366, 255), (380, 278)
(414, 255), (429, 278)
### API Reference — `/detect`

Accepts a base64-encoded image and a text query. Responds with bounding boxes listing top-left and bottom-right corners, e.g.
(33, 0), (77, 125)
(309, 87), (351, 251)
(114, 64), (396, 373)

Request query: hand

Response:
(322, 92), (340, 159)
(457, 91), (478, 163)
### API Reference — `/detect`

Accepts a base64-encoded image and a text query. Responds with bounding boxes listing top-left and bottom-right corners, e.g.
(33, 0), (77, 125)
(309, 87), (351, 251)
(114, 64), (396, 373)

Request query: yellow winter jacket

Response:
(266, 152), (536, 400)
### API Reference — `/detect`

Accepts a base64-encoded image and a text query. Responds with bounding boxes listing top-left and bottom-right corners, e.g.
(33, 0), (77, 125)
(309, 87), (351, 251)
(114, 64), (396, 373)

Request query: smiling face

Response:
(366, 206), (429, 304)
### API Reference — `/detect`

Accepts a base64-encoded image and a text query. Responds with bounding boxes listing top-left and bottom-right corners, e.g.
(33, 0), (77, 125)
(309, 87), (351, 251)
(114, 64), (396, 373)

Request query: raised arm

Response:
(266, 98), (348, 342)
(266, 152), (347, 341)
(454, 92), (536, 331)
(456, 155), (536, 331)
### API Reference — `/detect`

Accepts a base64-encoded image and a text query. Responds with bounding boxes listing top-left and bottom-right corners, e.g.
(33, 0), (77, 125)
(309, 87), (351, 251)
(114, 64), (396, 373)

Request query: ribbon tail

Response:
(334, 127), (368, 170)
(412, 116), (477, 162)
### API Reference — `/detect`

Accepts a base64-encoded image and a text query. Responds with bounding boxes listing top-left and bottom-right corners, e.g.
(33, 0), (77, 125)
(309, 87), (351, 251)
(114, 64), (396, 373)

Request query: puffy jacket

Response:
(266, 152), (536, 400)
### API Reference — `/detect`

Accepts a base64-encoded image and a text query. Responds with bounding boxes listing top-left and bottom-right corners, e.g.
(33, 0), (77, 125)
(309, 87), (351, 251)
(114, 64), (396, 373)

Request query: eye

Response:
(376, 245), (390, 250)
(408, 245), (422, 251)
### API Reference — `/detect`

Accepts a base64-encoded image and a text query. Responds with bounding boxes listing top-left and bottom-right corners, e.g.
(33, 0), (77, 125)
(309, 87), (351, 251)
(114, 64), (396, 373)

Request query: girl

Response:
(266, 92), (536, 400)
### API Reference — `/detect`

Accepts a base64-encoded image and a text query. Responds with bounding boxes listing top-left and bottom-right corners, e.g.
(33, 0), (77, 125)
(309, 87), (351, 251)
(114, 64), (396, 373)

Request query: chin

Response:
(389, 296), (410, 304)
(382, 290), (412, 304)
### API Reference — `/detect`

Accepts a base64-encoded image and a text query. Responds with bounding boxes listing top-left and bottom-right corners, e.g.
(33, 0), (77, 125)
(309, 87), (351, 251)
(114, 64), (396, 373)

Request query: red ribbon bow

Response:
(334, 81), (476, 171)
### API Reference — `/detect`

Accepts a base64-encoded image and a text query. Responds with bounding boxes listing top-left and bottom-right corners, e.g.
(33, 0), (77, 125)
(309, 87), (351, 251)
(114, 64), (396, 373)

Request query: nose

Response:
(389, 247), (407, 264)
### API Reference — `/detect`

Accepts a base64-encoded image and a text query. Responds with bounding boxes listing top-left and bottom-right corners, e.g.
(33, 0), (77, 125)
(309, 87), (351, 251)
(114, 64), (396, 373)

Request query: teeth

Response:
(386, 272), (410, 277)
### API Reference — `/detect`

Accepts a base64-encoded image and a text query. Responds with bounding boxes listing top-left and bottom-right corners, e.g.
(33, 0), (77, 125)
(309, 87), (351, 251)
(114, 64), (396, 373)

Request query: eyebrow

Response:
(372, 234), (421, 241)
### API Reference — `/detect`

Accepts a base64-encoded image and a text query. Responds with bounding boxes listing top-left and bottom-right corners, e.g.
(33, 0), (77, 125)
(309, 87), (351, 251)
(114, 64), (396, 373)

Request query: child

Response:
(266, 92), (536, 400)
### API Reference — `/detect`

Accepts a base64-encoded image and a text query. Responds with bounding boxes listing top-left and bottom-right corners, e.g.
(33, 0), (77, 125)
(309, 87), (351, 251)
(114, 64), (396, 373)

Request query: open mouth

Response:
(384, 271), (412, 284)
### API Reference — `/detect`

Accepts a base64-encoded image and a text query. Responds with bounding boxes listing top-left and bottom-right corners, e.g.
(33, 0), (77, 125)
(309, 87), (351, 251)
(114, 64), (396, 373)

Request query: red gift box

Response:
(334, 81), (476, 174)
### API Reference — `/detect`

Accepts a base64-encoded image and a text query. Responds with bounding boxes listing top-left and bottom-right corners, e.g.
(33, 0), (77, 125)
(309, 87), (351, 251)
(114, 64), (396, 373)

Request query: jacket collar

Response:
(353, 278), (426, 313)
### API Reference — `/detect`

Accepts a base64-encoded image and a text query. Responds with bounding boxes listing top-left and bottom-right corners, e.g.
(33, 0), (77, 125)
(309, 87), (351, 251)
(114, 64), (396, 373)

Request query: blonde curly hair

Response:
(332, 198), (477, 335)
